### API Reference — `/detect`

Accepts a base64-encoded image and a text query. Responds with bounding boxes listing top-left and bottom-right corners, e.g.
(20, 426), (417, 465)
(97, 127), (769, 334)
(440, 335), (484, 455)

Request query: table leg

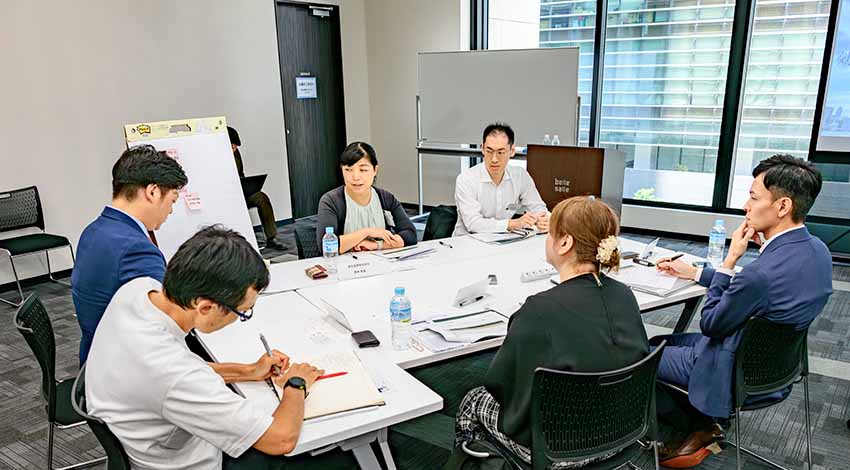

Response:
(329, 429), (395, 470)
(418, 151), (424, 215)
(377, 427), (397, 470)
(672, 296), (703, 334)
(350, 445), (382, 470)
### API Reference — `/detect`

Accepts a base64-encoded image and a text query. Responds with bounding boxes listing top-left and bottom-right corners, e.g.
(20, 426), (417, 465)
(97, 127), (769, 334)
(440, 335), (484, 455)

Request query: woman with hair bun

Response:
(453, 196), (649, 468)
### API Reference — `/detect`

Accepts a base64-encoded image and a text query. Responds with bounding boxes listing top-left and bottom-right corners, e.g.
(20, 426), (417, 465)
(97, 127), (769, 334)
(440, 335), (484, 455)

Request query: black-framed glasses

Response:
(224, 305), (254, 322)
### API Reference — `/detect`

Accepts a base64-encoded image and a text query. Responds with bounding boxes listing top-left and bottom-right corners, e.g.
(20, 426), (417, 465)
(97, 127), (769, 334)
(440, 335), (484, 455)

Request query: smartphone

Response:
(351, 330), (380, 348)
(488, 274), (498, 285)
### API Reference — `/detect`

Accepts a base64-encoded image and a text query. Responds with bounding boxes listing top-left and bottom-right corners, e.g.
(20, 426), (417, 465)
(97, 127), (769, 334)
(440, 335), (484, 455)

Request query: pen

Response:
(633, 258), (655, 267)
(317, 371), (348, 381)
(458, 295), (485, 307)
(259, 334), (281, 401)
(664, 253), (684, 263)
(259, 334), (282, 376)
(439, 240), (454, 249)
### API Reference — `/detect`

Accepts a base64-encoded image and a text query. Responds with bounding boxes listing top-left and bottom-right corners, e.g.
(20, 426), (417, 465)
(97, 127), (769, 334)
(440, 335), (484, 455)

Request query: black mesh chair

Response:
(0, 186), (75, 307)
(14, 295), (106, 469)
(422, 205), (458, 241)
(479, 341), (666, 470)
(661, 318), (813, 470)
(72, 365), (131, 470)
(295, 227), (321, 259)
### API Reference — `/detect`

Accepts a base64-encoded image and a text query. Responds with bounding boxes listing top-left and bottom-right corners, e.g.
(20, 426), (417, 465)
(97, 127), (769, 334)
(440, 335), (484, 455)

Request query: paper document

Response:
(426, 310), (508, 343)
(277, 350), (385, 420)
(469, 232), (525, 244)
(371, 246), (435, 261)
(612, 266), (678, 289)
(609, 265), (695, 297)
(412, 328), (469, 353)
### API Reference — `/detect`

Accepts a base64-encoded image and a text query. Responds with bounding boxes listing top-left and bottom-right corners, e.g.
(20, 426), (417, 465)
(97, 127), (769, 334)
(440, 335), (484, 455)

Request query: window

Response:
(602, 0), (736, 205)
(729, 0), (838, 214)
(489, 0), (596, 145)
(483, 0), (849, 222)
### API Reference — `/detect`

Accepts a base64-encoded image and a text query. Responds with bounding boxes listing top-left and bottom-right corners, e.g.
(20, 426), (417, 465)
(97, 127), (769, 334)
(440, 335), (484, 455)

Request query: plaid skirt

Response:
(455, 386), (618, 469)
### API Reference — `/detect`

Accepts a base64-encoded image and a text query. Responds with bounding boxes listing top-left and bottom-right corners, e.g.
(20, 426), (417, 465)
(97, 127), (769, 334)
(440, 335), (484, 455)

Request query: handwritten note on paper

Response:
(184, 192), (202, 211)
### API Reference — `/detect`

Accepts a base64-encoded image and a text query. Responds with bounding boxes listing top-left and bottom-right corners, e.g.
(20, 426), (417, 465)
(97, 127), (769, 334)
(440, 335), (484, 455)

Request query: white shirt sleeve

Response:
(162, 367), (274, 458)
(716, 267), (736, 277)
(454, 173), (511, 233)
(518, 170), (548, 215)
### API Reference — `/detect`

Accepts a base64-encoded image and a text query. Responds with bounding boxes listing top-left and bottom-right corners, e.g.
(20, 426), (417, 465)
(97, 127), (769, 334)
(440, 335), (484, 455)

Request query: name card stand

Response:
(337, 257), (390, 281)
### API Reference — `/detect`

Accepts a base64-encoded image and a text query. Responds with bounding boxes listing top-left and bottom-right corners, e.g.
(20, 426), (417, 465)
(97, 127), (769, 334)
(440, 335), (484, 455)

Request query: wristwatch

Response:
(284, 376), (308, 399)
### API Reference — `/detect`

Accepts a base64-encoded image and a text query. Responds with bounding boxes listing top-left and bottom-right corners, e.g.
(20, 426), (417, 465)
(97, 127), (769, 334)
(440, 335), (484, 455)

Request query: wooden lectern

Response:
(525, 145), (624, 215)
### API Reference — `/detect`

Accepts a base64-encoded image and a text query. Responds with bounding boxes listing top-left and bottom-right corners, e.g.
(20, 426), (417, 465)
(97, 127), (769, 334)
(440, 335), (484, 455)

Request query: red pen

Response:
(317, 371), (348, 381)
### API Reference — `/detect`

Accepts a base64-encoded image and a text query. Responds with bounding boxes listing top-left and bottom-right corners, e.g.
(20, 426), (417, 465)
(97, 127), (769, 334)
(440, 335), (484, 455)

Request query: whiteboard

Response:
(125, 117), (259, 260)
(418, 47), (580, 146)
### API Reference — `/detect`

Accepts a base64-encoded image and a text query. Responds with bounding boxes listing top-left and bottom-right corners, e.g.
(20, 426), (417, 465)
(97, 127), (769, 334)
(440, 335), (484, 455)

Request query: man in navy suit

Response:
(72, 145), (188, 365)
(653, 154), (832, 467)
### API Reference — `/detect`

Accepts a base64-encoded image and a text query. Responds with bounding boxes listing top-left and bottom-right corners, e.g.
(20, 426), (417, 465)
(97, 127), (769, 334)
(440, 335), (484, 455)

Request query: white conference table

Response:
(197, 291), (442, 469)
(296, 235), (708, 369)
(264, 235), (504, 293)
(202, 234), (707, 468)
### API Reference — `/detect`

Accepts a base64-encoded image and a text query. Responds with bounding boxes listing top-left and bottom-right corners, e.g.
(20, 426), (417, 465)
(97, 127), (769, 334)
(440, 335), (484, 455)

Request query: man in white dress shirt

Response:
(453, 123), (549, 236)
(86, 226), (323, 470)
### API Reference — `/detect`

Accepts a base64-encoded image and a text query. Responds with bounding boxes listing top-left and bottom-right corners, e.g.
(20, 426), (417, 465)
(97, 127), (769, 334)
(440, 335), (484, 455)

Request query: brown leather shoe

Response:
(660, 424), (725, 468)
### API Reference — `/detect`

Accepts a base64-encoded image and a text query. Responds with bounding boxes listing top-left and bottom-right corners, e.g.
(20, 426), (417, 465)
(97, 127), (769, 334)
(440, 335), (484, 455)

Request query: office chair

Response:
(0, 186), (75, 307)
(14, 294), (106, 469)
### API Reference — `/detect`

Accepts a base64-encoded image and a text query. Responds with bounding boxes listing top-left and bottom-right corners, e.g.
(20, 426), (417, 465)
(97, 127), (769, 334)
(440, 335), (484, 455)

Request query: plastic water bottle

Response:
(551, 134), (560, 145)
(707, 219), (727, 268)
(322, 227), (339, 274)
(390, 287), (412, 350)
(542, 134), (551, 145)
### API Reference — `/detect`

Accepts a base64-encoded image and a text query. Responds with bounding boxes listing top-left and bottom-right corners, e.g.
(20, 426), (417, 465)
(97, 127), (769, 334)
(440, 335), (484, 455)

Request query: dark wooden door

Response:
(275, 1), (346, 219)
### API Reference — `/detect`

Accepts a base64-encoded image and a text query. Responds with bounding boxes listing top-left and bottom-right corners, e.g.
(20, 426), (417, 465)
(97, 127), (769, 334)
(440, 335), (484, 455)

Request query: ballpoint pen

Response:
(259, 333), (281, 401)
(438, 240), (454, 249)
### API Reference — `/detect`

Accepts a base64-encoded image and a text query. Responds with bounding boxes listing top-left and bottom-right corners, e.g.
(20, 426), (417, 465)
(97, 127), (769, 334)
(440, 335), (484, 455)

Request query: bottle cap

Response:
(325, 227), (334, 234)
(394, 287), (405, 296)
(715, 219), (724, 226)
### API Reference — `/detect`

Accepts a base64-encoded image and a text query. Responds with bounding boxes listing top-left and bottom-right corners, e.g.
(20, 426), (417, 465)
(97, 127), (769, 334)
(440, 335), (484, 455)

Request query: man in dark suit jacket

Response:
(72, 145), (188, 365)
(653, 154), (832, 467)
(227, 126), (285, 251)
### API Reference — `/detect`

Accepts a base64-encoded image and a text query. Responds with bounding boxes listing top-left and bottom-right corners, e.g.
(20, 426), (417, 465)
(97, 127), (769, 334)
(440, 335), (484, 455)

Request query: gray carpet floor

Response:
(1, 217), (849, 469)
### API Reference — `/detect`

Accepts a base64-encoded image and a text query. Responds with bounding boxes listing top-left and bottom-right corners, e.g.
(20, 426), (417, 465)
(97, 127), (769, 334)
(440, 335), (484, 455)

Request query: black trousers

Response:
(223, 448), (286, 470)
(247, 191), (278, 240)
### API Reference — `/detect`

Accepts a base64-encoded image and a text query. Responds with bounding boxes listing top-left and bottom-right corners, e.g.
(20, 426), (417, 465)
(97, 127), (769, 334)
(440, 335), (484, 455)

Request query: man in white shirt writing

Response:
(453, 123), (549, 236)
(86, 226), (323, 470)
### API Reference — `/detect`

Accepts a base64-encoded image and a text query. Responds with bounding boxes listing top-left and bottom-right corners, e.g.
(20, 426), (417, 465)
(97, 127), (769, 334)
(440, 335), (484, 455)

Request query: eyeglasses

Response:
(482, 148), (509, 158)
(224, 305), (254, 322)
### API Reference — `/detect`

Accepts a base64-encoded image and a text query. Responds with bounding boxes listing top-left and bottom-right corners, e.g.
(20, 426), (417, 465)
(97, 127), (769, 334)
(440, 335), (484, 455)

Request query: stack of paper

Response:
(469, 232), (526, 244)
(425, 310), (508, 343)
(370, 245), (436, 261)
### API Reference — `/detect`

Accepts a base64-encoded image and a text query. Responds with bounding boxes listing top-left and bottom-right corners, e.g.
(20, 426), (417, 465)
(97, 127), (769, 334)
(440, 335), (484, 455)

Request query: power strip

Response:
(520, 265), (557, 282)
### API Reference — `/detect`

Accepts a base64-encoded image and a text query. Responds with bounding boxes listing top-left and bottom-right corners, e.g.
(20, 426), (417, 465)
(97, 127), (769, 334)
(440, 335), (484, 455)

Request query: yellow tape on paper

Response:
(124, 116), (227, 143)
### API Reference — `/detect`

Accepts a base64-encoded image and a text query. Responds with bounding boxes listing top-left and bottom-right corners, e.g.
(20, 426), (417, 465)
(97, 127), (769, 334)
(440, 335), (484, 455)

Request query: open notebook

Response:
(274, 350), (386, 420)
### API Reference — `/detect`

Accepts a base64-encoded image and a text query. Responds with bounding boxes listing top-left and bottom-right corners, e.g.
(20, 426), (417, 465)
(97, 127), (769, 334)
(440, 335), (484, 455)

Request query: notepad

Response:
(276, 350), (385, 420)
(608, 265), (695, 297)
